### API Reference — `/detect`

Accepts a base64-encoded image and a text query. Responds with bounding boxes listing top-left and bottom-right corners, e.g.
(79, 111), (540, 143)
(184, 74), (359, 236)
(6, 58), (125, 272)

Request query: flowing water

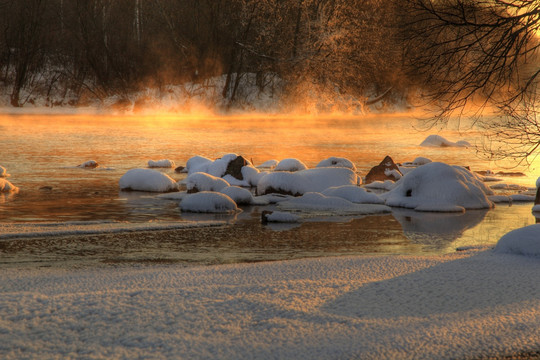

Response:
(0, 112), (538, 267)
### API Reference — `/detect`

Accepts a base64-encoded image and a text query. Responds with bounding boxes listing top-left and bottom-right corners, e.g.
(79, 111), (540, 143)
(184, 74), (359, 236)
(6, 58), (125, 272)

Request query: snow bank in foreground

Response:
(494, 224), (540, 257)
(257, 168), (359, 196)
(0, 178), (19, 193)
(119, 168), (179, 192)
(420, 135), (471, 148)
(1, 251), (539, 359)
(278, 192), (390, 215)
(148, 159), (175, 168)
(180, 191), (239, 213)
(382, 162), (494, 212)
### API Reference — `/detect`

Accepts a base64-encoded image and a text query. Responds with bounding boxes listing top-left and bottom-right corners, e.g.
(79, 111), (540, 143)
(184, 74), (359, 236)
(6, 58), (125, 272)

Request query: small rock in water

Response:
(39, 186), (53, 191)
(261, 210), (273, 224)
(78, 160), (99, 169)
(174, 166), (186, 173)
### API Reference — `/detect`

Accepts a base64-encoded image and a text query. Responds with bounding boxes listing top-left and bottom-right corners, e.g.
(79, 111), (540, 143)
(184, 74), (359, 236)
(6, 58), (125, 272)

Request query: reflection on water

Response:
(392, 208), (488, 247)
(0, 114), (539, 267)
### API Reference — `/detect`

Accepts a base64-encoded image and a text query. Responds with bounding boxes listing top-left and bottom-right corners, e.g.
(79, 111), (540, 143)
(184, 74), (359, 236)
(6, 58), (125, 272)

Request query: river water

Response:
(0, 112), (538, 267)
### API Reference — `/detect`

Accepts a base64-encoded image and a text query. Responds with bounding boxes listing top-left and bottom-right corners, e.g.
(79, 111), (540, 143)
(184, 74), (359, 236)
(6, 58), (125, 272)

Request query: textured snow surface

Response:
(119, 168), (179, 192)
(494, 224), (540, 257)
(1, 251), (539, 359)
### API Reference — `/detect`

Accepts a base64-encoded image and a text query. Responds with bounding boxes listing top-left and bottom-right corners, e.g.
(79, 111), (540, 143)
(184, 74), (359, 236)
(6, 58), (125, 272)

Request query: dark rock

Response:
(535, 187), (540, 205)
(365, 156), (402, 184)
(175, 166), (186, 173)
(224, 155), (249, 180)
(497, 171), (526, 177)
(187, 186), (199, 194)
(261, 210), (273, 224)
(39, 186), (53, 191)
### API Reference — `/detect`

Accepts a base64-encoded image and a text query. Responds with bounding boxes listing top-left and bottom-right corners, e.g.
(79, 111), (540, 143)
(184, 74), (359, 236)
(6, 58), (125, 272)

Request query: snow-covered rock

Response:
(180, 191), (239, 213)
(509, 194), (535, 202)
(119, 168), (179, 192)
(363, 180), (396, 191)
(316, 157), (357, 171)
(412, 156), (432, 166)
(0, 178), (18, 193)
(494, 224), (540, 257)
(0, 166), (10, 178)
(420, 135), (470, 147)
(186, 155), (213, 174)
(274, 158), (308, 172)
(78, 160), (99, 169)
(185, 172), (229, 193)
(322, 185), (384, 204)
(219, 186), (254, 205)
(381, 162), (494, 212)
(262, 211), (302, 223)
(148, 159), (175, 168)
(256, 159), (278, 170)
(278, 192), (391, 215)
(257, 167), (359, 196)
(532, 204), (540, 212)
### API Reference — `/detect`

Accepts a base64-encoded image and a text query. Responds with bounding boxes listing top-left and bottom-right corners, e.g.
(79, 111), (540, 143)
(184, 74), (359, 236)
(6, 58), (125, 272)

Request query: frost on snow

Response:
(148, 159), (175, 168)
(316, 157), (357, 171)
(0, 178), (19, 193)
(274, 158), (308, 172)
(119, 168), (179, 192)
(494, 224), (540, 257)
(420, 135), (471, 148)
(382, 162), (494, 212)
(257, 167), (359, 196)
(185, 172), (230, 193)
(322, 185), (384, 204)
(180, 191), (239, 213)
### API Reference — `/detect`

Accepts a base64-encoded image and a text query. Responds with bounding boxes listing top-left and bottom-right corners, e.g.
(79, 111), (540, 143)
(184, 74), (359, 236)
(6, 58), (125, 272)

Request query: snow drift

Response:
(382, 162), (494, 212)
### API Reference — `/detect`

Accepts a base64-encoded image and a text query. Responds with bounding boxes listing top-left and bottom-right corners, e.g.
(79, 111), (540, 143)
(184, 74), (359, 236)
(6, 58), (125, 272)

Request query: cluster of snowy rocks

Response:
(118, 153), (520, 218)
(0, 165), (18, 194)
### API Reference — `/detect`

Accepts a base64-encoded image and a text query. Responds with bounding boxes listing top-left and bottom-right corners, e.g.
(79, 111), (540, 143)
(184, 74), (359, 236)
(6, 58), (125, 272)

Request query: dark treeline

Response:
(0, 0), (410, 108)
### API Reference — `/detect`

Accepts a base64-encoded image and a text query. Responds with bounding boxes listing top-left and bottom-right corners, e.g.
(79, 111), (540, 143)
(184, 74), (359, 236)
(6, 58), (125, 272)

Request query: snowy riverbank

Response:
(1, 248), (539, 359)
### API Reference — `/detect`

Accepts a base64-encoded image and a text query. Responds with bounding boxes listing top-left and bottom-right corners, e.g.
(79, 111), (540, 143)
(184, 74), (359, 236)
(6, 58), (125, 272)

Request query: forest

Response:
(0, 0), (538, 114)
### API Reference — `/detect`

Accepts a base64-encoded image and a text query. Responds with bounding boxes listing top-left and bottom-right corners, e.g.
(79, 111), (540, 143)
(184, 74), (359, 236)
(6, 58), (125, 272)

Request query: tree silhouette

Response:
(403, 0), (540, 163)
